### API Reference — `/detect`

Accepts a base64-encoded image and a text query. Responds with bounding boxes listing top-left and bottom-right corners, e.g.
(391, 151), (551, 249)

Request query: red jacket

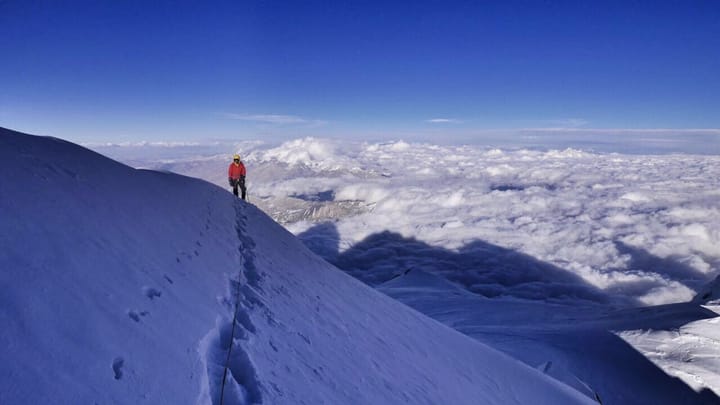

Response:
(228, 162), (246, 179)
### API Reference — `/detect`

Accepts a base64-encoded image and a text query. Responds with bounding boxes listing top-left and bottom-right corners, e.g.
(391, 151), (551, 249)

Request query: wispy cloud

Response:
(503, 118), (589, 130)
(544, 118), (589, 128)
(223, 113), (327, 126)
(225, 113), (307, 124)
(521, 127), (720, 134)
(82, 141), (205, 148)
(426, 118), (462, 124)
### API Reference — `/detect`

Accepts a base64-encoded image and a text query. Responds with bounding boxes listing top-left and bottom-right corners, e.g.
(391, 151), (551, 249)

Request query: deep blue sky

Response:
(2, 0), (720, 143)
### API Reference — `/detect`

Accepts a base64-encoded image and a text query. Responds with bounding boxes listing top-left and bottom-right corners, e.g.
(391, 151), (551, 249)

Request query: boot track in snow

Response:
(198, 201), (266, 405)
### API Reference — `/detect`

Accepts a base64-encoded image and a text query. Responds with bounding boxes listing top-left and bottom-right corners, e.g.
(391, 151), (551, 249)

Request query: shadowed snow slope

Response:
(695, 275), (720, 305)
(0, 127), (592, 404)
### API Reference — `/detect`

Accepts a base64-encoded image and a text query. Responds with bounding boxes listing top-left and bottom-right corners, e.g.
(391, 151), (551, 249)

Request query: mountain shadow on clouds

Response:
(290, 190), (335, 202)
(298, 223), (622, 306)
(297, 221), (342, 262)
(614, 240), (715, 295)
(298, 223), (720, 404)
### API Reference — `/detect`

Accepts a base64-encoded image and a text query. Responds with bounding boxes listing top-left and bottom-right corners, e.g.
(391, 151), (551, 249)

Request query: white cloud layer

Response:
(255, 139), (720, 306)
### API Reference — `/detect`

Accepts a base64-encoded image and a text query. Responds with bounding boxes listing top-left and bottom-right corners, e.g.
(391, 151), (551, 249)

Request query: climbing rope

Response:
(219, 203), (251, 405)
(219, 272), (244, 404)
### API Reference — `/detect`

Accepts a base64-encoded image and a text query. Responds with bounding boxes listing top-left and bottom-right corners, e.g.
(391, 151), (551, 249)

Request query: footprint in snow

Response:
(112, 357), (124, 380)
(127, 310), (149, 322)
(143, 287), (162, 300)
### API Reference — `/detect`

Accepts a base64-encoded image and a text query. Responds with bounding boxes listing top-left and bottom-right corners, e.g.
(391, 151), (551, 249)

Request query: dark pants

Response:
(231, 177), (246, 200)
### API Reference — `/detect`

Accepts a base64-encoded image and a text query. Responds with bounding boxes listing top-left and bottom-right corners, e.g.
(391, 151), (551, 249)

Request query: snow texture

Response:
(1, 127), (594, 404)
(377, 267), (719, 404)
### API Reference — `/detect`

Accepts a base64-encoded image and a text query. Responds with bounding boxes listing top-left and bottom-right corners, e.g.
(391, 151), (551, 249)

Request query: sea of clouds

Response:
(95, 137), (720, 307)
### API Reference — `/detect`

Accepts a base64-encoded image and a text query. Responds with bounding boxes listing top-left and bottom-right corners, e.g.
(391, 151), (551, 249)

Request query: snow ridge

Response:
(199, 203), (265, 405)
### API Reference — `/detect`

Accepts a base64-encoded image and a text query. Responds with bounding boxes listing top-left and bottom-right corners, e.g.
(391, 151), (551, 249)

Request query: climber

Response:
(228, 154), (247, 200)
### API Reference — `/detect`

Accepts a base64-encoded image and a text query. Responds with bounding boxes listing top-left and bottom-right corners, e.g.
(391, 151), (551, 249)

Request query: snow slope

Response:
(695, 275), (720, 305)
(0, 127), (593, 404)
(378, 269), (720, 404)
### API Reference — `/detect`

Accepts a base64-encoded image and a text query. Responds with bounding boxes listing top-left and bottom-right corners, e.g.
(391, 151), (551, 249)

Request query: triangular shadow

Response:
(300, 223), (621, 306)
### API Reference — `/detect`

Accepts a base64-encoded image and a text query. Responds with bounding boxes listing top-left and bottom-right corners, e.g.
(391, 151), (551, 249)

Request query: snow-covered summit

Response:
(0, 127), (592, 404)
(247, 137), (362, 173)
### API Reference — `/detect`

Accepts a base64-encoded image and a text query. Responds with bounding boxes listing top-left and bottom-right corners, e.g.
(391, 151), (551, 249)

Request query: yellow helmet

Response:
(233, 154), (240, 161)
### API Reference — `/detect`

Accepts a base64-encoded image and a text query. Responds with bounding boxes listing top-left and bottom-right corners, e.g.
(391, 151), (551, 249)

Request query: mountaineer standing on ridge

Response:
(228, 154), (247, 200)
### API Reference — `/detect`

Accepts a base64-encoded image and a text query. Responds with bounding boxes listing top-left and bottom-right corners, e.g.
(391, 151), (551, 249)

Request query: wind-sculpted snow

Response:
(1, 128), (596, 404)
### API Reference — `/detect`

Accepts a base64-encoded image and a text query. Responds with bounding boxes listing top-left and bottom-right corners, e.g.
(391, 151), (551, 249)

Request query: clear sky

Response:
(1, 0), (720, 144)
